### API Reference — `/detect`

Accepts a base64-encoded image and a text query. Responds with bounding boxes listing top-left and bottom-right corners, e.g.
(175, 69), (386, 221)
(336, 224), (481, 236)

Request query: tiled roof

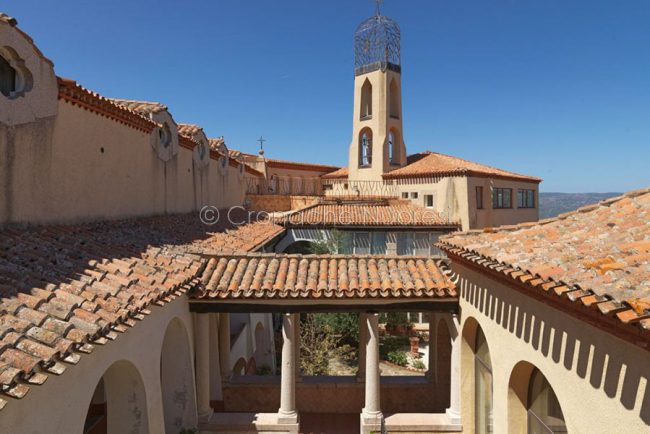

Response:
(178, 123), (204, 138)
(58, 79), (157, 133)
(321, 167), (349, 180)
(191, 253), (456, 300)
(271, 200), (459, 228)
(108, 98), (168, 115)
(438, 187), (650, 346)
(383, 151), (541, 182)
(209, 137), (227, 155)
(264, 157), (340, 173)
(0, 212), (284, 410)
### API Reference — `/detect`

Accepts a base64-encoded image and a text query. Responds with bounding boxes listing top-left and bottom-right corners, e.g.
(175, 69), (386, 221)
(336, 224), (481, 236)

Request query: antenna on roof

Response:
(374, 0), (383, 16)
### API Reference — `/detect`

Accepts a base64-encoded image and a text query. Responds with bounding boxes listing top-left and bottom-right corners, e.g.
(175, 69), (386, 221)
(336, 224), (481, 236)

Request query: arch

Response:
(508, 361), (566, 434)
(360, 78), (373, 119)
(161, 318), (198, 434)
(83, 360), (149, 434)
(233, 357), (247, 377)
(253, 321), (272, 371)
(436, 318), (452, 408)
(359, 128), (373, 167)
(389, 77), (400, 119)
(283, 240), (316, 254)
(473, 325), (493, 433)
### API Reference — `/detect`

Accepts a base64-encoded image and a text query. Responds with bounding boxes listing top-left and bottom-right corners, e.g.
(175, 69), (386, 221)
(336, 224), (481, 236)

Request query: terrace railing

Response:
(246, 177), (400, 199)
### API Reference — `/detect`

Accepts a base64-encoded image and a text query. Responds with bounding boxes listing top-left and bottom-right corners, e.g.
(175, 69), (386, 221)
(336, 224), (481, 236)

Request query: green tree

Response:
(313, 313), (359, 345)
(308, 229), (350, 254)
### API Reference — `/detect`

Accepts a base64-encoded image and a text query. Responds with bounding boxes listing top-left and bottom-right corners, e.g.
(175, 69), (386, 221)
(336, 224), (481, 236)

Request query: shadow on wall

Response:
(460, 270), (650, 427)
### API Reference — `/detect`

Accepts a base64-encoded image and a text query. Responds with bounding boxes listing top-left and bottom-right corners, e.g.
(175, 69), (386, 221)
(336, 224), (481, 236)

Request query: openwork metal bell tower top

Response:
(354, 1), (401, 76)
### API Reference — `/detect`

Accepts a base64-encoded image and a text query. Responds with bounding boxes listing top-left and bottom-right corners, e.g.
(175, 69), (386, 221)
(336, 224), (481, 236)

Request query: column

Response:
(446, 313), (461, 424)
(361, 313), (382, 424)
(294, 313), (302, 383)
(194, 313), (213, 422)
(426, 312), (437, 382)
(357, 313), (367, 381)
(209, 313), (223, 409)
(218, 313), (231, 380)
(278, 313), (298, 423)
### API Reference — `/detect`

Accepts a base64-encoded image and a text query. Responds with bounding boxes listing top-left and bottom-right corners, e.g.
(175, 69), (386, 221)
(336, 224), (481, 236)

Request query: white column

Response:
(361, 313), (382, 423)
(427, 312), (437, 382)
(446, 313), (461, 424)
(357, 313), (367, 381)
(294, 313), (301, 383)
(194, 313), (213, 422)
(218, 313), (231, 380)
(278, 313), (298, 423)
(209, 313), (223, 404)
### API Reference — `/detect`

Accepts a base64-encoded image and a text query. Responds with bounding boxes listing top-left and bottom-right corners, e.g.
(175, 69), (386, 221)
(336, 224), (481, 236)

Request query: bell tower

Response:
(348, 2), (407, 182)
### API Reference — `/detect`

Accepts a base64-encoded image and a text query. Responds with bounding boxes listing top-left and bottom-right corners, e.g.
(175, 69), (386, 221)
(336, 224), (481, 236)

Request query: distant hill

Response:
(539, 192), (621, 219)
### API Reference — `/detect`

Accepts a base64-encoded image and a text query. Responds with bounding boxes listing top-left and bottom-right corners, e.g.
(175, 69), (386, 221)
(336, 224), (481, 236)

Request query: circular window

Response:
(158, 123), (172, 148)
(0, 48), (33, 99)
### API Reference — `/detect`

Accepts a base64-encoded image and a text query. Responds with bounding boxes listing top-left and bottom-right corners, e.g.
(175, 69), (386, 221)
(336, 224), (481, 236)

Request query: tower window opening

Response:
(360, 79), (373, 120)
(359, 129), (373, 167)
(389, 78), (400, 119)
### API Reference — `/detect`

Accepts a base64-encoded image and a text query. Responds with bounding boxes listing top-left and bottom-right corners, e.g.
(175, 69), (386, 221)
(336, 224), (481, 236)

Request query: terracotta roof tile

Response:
(438, 186), (650, 347)
(0, 211), (284, 408)
(321, 167), (349, 179)
(192, 253), (455, 300)
(271, 199), (459, 228)
(108, 98), (168, 115)
(383, 151), (541, 182)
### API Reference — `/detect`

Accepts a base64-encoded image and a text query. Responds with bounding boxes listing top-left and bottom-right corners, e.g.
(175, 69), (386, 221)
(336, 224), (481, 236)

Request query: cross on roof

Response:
(257, 136), (266, 150)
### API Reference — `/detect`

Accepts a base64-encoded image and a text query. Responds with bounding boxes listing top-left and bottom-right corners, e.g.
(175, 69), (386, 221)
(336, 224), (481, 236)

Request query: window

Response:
(476, 186), (484, 209)
(353, 232), (371, 255)
(360, 78), (373, 120)
(0, 55), (16, 98)
(401, 192), (409, 199)
(527, 369), (566, 433)
(158, 123), (172, 148)
(413, 233), (430, 256)
(517, 189), (536, 208)
(359, 129), (373, 167)
(424, 194), (434, 208)
(492, 188), (512, 209)
(371, 232), (387, 255)
(410, 192), (418, 199)
(475, 327), (493, 434)
(397, 232), (413, 256)
(389, 78), (400, 119)
(388, 131), (394, 164)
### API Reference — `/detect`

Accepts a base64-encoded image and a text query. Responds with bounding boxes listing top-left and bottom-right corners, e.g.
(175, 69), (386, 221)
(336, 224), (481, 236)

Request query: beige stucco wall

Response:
(453, 262), (650, 434)
(0, 100), (246, 225)
(0, 296), (198, 434)
(466, 177), (539, 229)
(396, 177), (540, 230)
(348, 69), (406, 182)
(396, 177), (469, 229)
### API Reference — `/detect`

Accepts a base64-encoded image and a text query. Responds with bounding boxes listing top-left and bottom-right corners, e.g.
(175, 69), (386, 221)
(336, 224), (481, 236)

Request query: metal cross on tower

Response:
(257, 136), (266, 151)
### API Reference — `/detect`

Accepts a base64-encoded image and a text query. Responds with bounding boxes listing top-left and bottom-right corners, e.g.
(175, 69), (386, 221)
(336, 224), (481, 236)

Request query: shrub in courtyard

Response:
(379, 335), (409, 359)
(412, 359), (426, 370)
(300, 314), (355, 375)
(313, 312), (359, 344)
(387, 351), (408, 366)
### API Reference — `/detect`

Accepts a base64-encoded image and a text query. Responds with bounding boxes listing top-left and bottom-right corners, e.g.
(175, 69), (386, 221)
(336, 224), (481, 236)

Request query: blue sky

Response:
(5, 0), (650, 192)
